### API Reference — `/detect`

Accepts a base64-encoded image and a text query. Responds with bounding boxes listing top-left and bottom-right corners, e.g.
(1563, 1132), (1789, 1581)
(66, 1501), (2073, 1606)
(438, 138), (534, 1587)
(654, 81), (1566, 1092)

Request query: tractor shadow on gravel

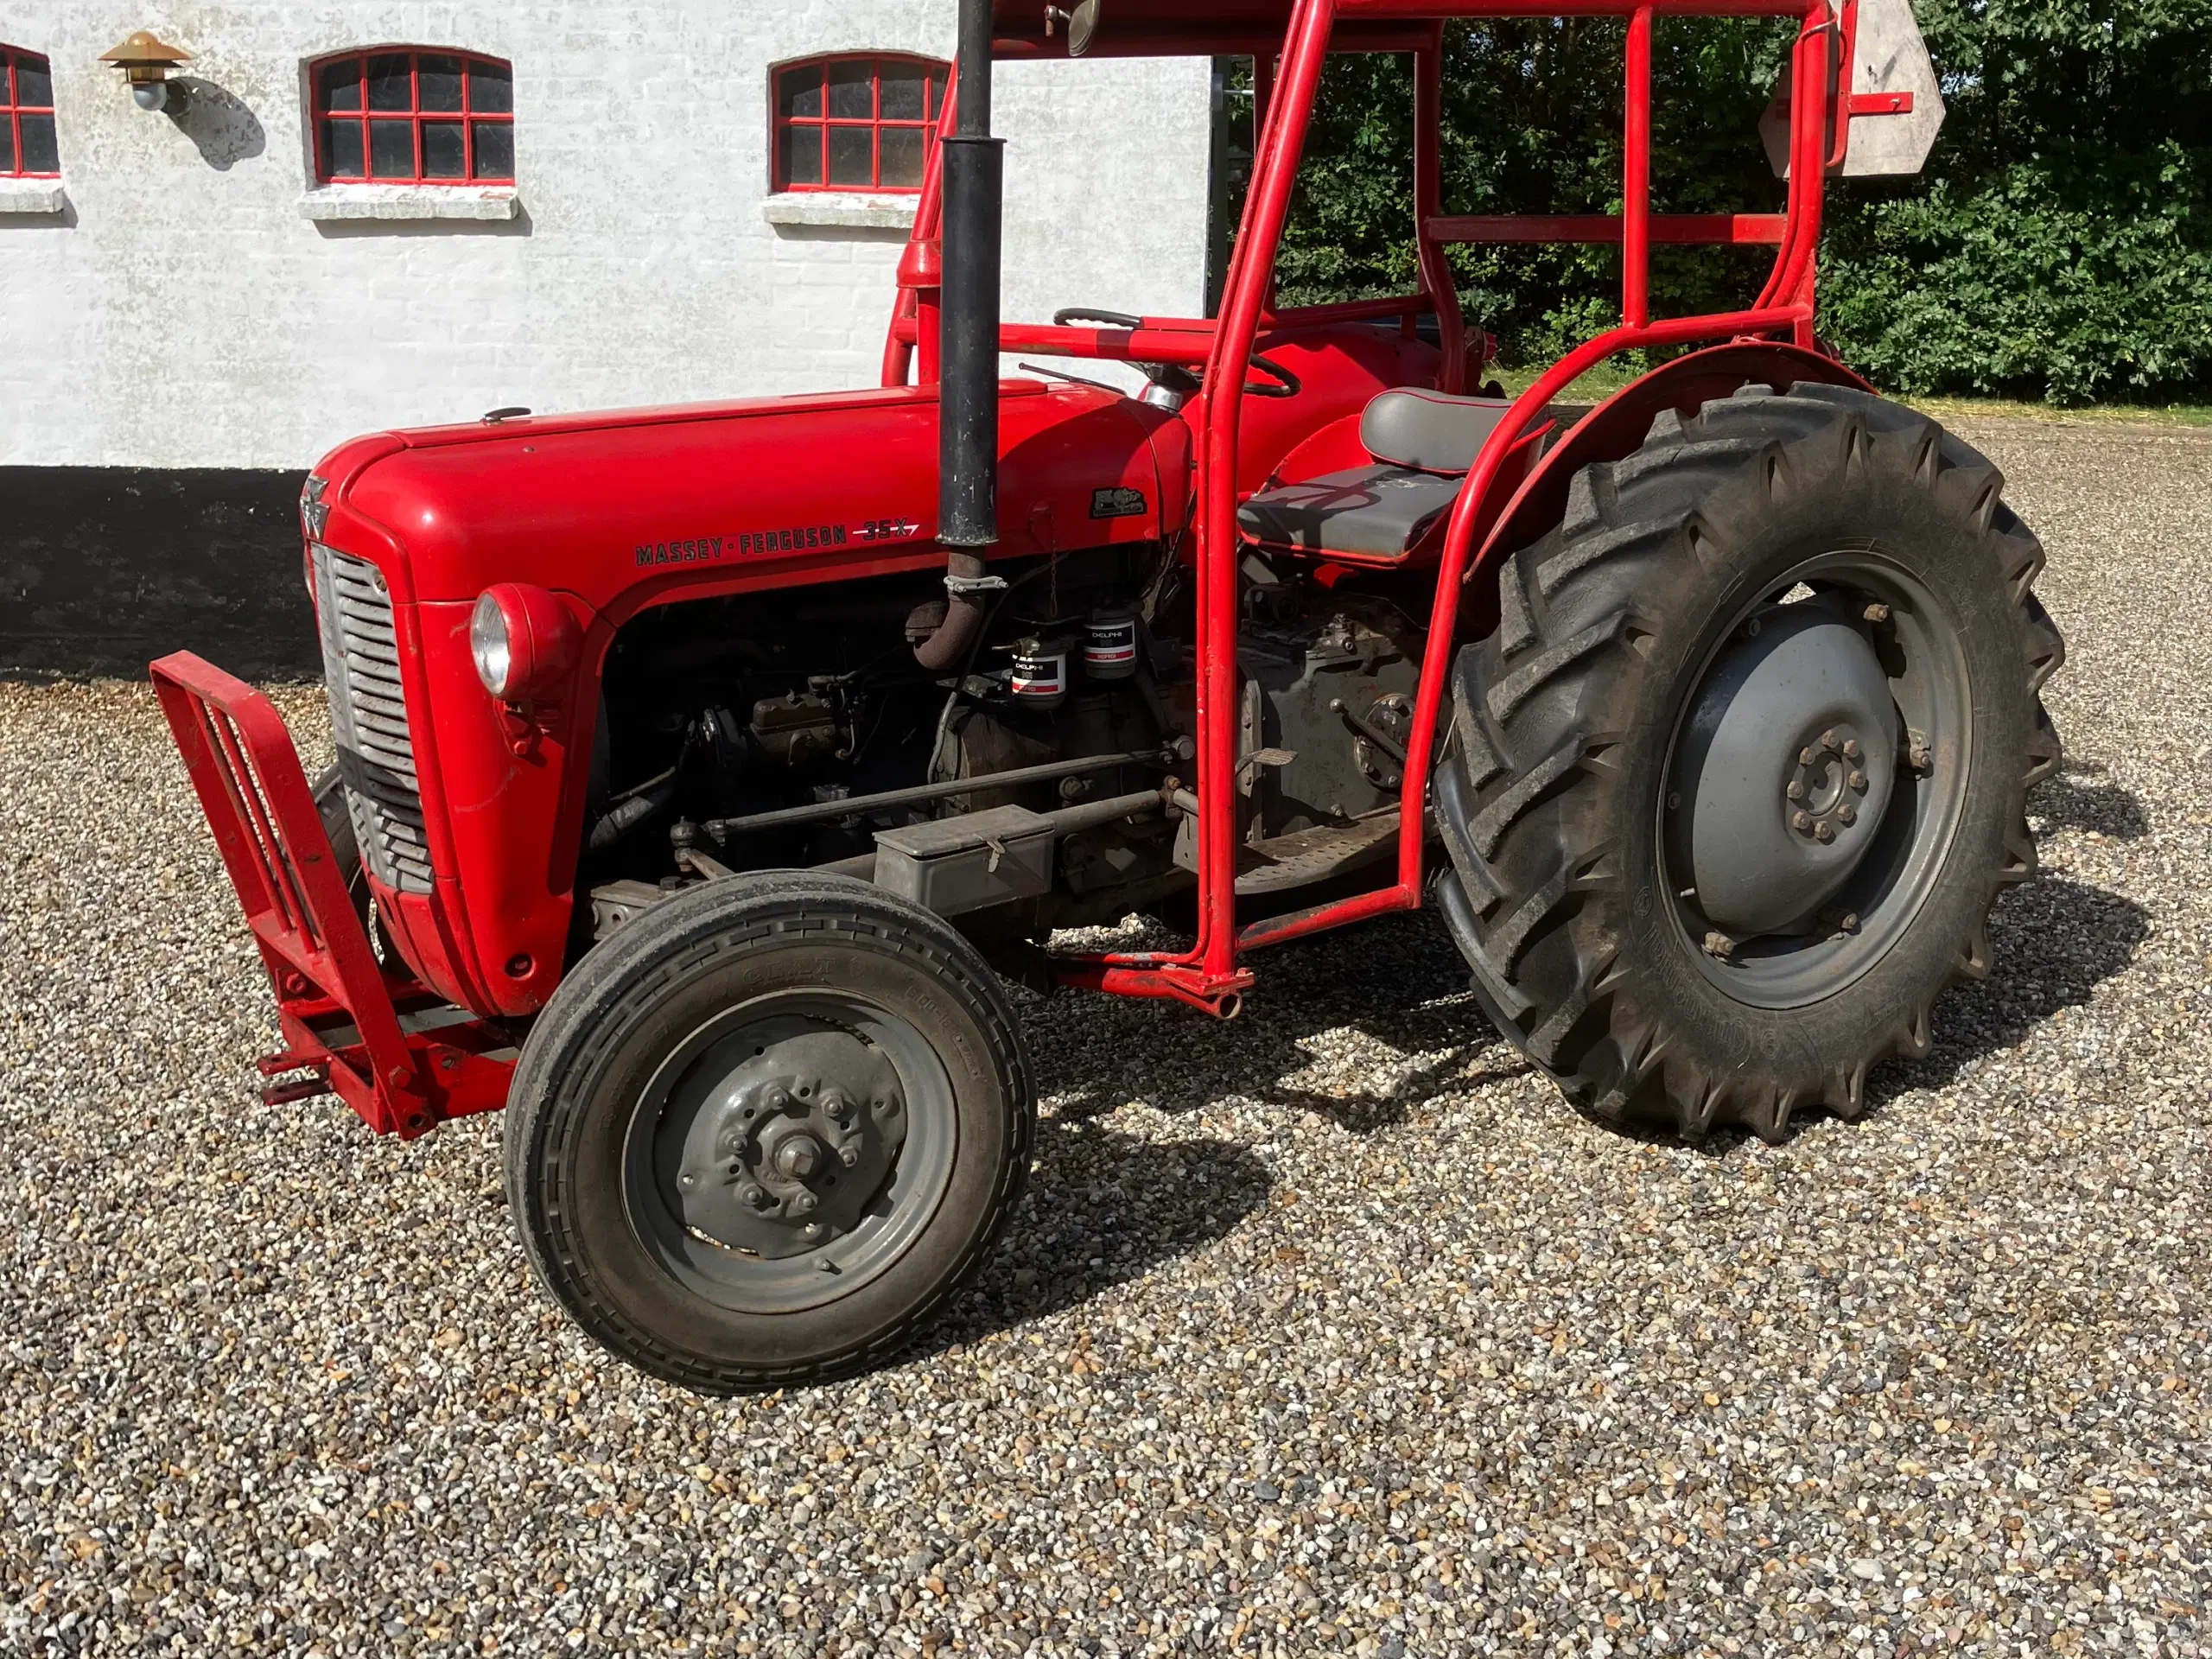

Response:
(1023, 909), (1529, 1136)
(915, 1117), (1278, 1356)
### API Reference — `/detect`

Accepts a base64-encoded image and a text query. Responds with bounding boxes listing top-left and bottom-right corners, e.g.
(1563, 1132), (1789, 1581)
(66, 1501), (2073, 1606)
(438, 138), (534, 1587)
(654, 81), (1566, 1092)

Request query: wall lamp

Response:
(101, 30), (192, 112)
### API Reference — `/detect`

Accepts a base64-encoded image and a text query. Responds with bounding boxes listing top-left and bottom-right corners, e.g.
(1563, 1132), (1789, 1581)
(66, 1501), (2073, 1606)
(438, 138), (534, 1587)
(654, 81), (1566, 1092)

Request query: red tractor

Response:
(155, 0), (2062, 1392)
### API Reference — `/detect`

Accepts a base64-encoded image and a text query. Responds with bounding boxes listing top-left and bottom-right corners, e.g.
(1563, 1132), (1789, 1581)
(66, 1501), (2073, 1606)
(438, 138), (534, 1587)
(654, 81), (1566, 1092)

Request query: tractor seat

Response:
(1237, 388), (1513, 561)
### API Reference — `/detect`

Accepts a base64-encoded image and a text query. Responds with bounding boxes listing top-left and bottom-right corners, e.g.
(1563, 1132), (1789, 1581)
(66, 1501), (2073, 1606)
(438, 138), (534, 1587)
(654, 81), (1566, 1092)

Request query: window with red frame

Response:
(773, 55), (945, 193)
(312, 49), (513, 184)
(1, 46), (59, 177)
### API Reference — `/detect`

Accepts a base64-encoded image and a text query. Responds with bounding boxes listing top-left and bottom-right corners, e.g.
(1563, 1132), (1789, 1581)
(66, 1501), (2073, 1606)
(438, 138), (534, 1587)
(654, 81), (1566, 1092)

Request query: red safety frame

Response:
(1, 45), (58, 178)
(311, 48), (515, 186)
(886, 0), (1872, 1015)
(151, 652), (514, 1137)
(772, 54), (948, 194)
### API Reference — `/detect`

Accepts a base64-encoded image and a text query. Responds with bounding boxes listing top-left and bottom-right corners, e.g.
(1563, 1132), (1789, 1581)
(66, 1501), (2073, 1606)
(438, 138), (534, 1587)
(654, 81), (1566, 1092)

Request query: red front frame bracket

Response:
(151, 652), (515, 1138)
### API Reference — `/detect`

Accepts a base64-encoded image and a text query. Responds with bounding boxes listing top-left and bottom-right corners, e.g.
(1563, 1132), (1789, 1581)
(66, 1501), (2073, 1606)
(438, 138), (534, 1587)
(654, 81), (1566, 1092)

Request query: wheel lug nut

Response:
(1838, 803), (1857, 826)
(1702, 930), (1735, 959)
(1820, 728), (1838, 750)
(1815, 821), (1836, 843)
(1842, 738), (1862, 761)
(1848, 770), (1867, 791)
(1798, 747), (1815, 766)
(741, 1184), (766, 1207)
(840, 1146), (860, 1168)
(795, 1193), (818, 1215)
(1786, 780), (1805, 802)
(1792, 810), (1813, 833)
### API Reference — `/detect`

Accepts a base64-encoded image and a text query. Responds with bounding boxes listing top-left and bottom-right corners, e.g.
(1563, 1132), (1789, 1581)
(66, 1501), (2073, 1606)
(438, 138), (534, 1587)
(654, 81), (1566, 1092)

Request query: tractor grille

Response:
(312, 543), (433, 894)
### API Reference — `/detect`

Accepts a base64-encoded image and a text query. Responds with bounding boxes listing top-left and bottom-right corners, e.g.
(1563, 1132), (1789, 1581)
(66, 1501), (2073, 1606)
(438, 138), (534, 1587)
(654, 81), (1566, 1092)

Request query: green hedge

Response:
(1274, 2), (2212, 404)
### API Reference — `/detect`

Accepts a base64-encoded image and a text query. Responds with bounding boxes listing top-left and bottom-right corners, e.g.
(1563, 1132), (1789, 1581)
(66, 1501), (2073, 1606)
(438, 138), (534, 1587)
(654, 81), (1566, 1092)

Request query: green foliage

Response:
(1272, 2), (2212, 402)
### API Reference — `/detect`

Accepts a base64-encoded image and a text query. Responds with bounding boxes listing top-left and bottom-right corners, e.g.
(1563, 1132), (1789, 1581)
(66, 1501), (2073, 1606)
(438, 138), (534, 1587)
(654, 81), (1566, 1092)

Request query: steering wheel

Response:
(1243, 353), (1302, 399)
(1052, 307), (1145, 330)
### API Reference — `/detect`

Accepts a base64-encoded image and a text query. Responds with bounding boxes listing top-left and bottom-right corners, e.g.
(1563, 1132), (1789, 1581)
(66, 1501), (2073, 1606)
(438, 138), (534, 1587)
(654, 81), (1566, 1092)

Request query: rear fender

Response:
(1469, 341), (1872, 590)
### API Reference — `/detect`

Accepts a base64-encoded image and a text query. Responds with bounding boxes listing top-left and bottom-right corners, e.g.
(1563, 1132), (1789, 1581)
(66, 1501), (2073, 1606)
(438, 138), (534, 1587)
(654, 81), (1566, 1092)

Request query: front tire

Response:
(504, 872), (1033, 1393)
(1434, 383), (2063, 1140)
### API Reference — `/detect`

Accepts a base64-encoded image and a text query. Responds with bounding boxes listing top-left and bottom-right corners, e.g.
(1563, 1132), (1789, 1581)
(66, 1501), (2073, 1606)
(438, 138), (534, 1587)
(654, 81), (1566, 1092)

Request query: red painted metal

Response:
(167, 0), (1873, 1105)
(772, 54), (946, 194)
(150, 652), (514, 1137)
(1429, 213), (1786, 244)
(1623, 6), (1655, 326)
(310, 50), (514, 187)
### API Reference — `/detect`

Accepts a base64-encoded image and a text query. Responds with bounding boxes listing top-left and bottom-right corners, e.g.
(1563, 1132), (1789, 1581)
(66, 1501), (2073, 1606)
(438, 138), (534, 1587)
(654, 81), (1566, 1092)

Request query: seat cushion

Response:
(1236, 464), (1462, 559)
(1358, 388), (1513, 475)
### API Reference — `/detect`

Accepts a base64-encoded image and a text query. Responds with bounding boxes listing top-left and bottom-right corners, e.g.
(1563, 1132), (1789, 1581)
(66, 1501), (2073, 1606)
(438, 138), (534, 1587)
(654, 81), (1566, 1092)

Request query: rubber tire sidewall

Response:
(504, 873), (1033, 1392)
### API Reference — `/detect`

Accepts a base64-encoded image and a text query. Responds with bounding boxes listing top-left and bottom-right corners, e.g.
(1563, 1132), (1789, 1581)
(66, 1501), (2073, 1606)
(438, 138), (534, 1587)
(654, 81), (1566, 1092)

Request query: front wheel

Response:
(504, 872), (1033, 1393)
(1434, 383), (2063, 1140)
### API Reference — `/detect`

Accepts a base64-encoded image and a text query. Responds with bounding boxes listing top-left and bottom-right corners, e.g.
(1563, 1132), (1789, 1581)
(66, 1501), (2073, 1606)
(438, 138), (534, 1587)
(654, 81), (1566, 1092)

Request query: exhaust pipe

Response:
(916, 0), (1004, 668)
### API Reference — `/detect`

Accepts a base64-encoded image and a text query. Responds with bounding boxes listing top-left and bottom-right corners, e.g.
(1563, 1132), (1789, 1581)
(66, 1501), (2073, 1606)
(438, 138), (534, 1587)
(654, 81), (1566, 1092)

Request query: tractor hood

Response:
(314, 378), (1187, 616)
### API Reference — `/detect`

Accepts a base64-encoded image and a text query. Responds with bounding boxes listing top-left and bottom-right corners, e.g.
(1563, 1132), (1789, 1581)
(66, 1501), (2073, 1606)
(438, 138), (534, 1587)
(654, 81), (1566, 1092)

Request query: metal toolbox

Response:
(871, 805), (1056, 917)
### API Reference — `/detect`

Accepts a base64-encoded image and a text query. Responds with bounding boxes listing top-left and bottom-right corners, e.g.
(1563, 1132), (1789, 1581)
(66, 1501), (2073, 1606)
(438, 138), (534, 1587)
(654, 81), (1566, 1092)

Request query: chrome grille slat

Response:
(313, 543), (433, 894)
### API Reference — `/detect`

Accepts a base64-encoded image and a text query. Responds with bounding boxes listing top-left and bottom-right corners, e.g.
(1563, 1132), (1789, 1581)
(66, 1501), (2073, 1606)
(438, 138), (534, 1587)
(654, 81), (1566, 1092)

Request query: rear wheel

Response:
(1433, 383), (2063, 1139)
(504, 871), (1033, 1393)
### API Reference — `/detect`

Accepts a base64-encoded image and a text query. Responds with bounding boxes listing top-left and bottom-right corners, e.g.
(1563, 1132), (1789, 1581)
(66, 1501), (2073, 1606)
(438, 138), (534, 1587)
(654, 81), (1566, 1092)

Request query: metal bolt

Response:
(1848, 770), (1868, 791)
(1744, 616), (1762, 638)
(741, 1185), (766, 1207)
(773, 1137), (822, 1180)
(840, 1146), (861, 1168)
(1667, 791), (1681, 810)
(1786, 780), (1806, 802)
(679, 1173), (696, 1188)
(1799, 747), (1815, 766)
(1863, 602), (1891, 623)
(1815, 821), (1836, 843)
(1792, 810), (1813, 833)
(1820, 728), (1839, 750)
(1838, 803), (1857, 826)
(1842, 738), (1863, 761)
(1905, 729), (1933, 772)
(1838, 912), (1859, 933)
(1702, 931), (1736, 960)
(763, 1085), (791, 1111)
(803, 1223), (824, 1237)
(795, 1193), (818, 1215)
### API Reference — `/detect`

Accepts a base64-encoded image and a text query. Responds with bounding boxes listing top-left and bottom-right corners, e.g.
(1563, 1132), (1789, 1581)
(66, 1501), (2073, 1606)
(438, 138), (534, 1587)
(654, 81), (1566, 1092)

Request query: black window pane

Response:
(367, 54), (411, 111)
(19, 113), (57, 174)
(879, 126), (925, 188)
(16, 54), (54, 108)
(422, 120), (465, 177)
(827, 124), (873, 186)
(368, 118), (415, 178)
(779, 124), (821, 187)
(827, 60), (873, 119)
(470, 120), (514, 181)
(778, 66), (820, 120)
(321, 118), (364, 178)
(879, 64), (925, 121)
(317, 58), (361, 113)
(0, 122), (14, 175)
(467, 59), (512, 114)
(417, 54), (462, 112)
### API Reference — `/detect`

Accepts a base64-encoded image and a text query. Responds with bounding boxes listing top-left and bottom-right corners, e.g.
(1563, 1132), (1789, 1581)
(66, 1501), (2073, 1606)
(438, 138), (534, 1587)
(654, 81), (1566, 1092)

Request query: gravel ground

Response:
(3, 417), (2209, 1658)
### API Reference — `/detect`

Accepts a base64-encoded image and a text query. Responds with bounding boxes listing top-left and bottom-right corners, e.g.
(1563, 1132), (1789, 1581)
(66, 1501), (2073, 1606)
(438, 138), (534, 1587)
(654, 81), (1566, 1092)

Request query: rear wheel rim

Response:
(620, 988), (958, 1314)
(1659, 550), (1974, 1011)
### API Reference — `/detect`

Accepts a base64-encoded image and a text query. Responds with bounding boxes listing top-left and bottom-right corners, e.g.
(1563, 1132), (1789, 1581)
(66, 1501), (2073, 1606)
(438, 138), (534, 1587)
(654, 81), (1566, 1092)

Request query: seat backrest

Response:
(1359, 388), (1514, 477)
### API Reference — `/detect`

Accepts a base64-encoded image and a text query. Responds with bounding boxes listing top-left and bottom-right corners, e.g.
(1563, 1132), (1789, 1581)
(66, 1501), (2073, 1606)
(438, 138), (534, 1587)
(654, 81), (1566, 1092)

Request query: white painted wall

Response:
(0, 3), (1213, 469)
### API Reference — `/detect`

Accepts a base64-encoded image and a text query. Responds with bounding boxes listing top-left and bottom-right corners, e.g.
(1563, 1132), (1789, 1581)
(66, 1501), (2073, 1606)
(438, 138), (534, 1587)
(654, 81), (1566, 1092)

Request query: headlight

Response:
(470, 583), (579, 704)
(470, 592), (514, 697)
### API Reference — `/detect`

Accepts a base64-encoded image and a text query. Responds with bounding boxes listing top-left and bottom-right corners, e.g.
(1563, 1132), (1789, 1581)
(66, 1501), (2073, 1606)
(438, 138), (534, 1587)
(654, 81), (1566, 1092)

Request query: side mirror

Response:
(1047, 0), (1103, 56)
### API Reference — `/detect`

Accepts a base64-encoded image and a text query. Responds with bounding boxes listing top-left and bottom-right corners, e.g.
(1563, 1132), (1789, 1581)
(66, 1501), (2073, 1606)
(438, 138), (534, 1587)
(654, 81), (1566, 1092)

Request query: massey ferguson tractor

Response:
(155, 0), (2063, 1392)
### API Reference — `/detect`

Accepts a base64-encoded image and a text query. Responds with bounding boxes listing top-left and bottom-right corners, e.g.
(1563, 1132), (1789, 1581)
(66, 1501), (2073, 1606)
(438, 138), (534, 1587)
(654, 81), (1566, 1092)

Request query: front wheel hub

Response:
(1669, 602), (1897, 938)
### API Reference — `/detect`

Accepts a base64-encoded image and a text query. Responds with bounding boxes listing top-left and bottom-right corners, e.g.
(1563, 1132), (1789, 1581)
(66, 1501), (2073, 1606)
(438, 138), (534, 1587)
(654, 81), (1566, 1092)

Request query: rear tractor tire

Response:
(1433, 383), (2063, 1141)
(503, 872), (1034, 1393)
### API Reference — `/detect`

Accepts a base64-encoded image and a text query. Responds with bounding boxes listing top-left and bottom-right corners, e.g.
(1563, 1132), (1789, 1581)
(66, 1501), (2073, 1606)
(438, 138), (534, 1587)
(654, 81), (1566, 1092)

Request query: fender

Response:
(1469, 340), (1872, 588)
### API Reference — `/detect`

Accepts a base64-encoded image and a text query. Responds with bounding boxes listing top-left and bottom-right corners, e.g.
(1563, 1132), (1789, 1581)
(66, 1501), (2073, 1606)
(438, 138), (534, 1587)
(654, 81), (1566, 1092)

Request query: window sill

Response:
(761, 192), (918, 232)
(0, 178), (67, 215)
(298, 184), (519, 222)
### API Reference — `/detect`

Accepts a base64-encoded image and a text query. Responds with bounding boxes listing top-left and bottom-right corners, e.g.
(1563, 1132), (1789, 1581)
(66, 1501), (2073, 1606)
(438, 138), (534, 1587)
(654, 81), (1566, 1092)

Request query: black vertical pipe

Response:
(938, 0), (1002, 548)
